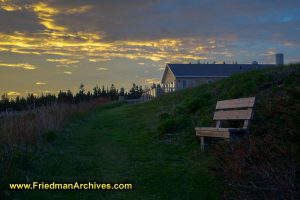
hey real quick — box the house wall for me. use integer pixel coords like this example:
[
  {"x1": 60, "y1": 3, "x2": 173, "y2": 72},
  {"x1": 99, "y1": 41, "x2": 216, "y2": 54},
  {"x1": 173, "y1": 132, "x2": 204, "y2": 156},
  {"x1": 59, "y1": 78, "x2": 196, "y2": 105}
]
[
  {"x1": 164, "y1": 67, "x2": 176, "y2": 84},
  {"x1": 163, "y1": 68, "x2": 176, "y2": 92},
  {"x1": 175, "y1": 77, "x2": 225, "y2": 90}
]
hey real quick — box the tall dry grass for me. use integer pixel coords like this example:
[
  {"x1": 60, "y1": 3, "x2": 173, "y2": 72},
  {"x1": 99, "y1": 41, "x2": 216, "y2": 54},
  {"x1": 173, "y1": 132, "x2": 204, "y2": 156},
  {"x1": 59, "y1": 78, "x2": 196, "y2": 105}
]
[{"x1": 0, "y1": 98, "x2": 110, "y2": 195}]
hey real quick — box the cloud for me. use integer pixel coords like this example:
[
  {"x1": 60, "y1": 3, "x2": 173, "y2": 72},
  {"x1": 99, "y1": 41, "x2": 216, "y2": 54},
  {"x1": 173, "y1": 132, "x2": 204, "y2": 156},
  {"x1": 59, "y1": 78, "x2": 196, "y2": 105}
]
[
  {"x1": 0, "y1": 62, "x2": 36, "y2": 69},
  {"x1": 97, "y1": 67, "x2": 108, "y2": 71},
  {"x1": 0, "y1": 47, "x2": 9, "y2": 51},
  {"x1": 145, "y1": 78, "x2": 160, "y2": 84},
  {"x1": 35, "y1": 82, "x2": 47, "y2": 85},
  {"x1": 30, "y1": 2, "x2": 67, "y2": 31},
  {"x1": 0, "y1": 4, "x2": 23, "y2": 11},
  {"x1": 43, "y1": 0, "x2": 300, "y2": 44},
  {"x1": 7, "y1": 91, "x2": 21, "y2": 96},
  {"x1": 47, "y1": 58, "x2": 80, "y2": 64},
  {"x1": 283, "y1": 41, "x2": 296, "y2": 47},
  {"x1": 56, "y1": 64, "x2": 74, "y2": 68},
  {"x1": 1, "y1": 0, "x2": 300, "y2": 47},
  {"x1": 0, "y1": 0, "x2": 300, "y2": 95},
  {"x1": 264, "y1": 48, "x2": 277, "y2": 57},
  {"x1": 89, "y1": 58, "x2": 111, "y2": 62},
  {"x1": 0, "y1": 10, "x2": 44, "y2": 33}
]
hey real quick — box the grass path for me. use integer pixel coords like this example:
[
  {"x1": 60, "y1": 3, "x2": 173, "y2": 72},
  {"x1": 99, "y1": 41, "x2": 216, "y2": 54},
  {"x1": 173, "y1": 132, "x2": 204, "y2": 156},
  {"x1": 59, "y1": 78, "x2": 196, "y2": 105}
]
[{"x1": 17, "y1": 102, "x2": 220, "y2": 200}]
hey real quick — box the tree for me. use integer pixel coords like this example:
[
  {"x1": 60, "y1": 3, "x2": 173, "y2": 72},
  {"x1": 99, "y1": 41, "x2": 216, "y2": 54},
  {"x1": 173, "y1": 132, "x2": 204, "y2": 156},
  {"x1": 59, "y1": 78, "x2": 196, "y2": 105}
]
[
  {"x1": 79, "y1": 84, "x2": 85, "y2": 95},
  {"x1": 109, "y1": 84, "x2": 117, "y2": 100},
  {"x1": 127, "y1": 83, "x2": 143, "y2": 99},
  {"x1": 119, "y1": 88, "x2": 125, "y2": 96}
]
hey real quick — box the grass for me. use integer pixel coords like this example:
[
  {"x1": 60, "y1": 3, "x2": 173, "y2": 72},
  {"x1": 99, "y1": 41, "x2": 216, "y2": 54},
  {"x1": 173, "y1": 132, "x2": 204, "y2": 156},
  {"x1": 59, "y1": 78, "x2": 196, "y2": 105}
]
[
  {"x1": 15, "y1": 102, "x2": 221, "y2": 200},
  {"x1": 0, "y1": 99, "x2": 111, "y2": 199}
]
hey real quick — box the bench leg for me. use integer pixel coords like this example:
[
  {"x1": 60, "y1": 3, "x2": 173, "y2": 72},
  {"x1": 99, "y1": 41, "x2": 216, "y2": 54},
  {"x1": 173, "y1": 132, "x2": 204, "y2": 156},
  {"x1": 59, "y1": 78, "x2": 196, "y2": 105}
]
[{"x1": 200, "y1": 137, "x2": 205, "y2": 152}]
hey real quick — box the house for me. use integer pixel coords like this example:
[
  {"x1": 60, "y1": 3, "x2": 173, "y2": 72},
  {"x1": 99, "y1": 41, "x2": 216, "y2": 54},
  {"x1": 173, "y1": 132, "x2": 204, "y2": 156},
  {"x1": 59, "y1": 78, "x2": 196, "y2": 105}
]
[{"x1": 161, "y1": 54, "x2": 283, "y2": 92}]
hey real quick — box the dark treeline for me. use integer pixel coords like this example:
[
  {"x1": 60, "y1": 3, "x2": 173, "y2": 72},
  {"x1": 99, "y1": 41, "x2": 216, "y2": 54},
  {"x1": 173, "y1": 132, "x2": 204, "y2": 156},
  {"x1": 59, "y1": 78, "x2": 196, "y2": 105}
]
[{"x1": 0, "y1": 83, "x2": 144, "y2": 112}]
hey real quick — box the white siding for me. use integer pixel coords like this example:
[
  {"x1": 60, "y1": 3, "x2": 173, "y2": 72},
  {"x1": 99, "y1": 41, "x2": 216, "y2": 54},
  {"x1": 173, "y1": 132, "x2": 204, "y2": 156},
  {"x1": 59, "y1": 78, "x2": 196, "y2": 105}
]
[{"x1": 175, "y1": 77, "x2": 225, "y2": 91}]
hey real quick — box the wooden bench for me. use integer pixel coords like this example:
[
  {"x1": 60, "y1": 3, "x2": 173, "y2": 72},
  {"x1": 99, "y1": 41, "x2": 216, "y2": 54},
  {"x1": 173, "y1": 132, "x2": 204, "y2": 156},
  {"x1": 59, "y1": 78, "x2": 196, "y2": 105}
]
[{"x1": 195, "y1": 97, "x2": 256, "y2": 151}]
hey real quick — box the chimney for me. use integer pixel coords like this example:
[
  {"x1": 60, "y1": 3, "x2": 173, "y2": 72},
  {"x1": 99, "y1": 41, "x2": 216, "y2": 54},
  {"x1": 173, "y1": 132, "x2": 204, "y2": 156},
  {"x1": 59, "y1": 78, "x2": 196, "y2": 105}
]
[{"x1": 275, "y1": 53, "x2": 284, "y2": 65}]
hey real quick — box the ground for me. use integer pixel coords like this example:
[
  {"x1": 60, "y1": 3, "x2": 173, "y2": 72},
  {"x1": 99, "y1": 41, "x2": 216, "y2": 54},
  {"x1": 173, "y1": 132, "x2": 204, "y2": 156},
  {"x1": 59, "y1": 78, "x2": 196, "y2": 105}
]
[{"x1": 16, "y1": 102, "x2": 221, "y2": 200}]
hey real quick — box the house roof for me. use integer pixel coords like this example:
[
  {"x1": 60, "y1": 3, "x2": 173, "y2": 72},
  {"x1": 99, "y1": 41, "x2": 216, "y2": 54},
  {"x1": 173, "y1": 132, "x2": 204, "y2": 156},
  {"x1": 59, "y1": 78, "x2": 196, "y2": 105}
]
[{"x1": 161, "y1": 63, "x2": 275, "y2": 83}]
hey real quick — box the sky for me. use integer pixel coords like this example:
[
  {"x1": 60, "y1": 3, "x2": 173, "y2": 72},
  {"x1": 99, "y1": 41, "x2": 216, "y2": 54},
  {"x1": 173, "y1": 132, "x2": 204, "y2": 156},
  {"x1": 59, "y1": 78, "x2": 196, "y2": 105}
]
[{"x1": 0, "y1": 0, "x2": 300, "y2": 97}]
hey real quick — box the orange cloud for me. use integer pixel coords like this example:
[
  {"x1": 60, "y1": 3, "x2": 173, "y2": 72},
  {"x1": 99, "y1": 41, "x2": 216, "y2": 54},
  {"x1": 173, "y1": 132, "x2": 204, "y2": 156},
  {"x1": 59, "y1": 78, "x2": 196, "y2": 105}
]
[
  {"x1": 145, "y1": 78, "x2": 160, "y2": 84},
  {"x1": 0, "y1": 31, "x2": 212, "y2": 64},
  {"x1": 47, "y1": 58, "x2": 80, "y2": 64},
  {"x1": 7, "y1": 91, "x2": 21, "y2": 96},
  {"x1": 0, "y1": 63, "x2": 36, "y2": 70}
]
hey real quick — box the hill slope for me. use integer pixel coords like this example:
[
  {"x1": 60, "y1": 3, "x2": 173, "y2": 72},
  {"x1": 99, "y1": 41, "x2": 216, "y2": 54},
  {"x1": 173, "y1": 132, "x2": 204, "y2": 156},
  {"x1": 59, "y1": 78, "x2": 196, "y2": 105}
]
[
  {"x1": 16, "y1": 64, "x2": 300, "y2": 199},
  {"x1": 16, "y1": 102, "x2": 220, "y2": 200}
]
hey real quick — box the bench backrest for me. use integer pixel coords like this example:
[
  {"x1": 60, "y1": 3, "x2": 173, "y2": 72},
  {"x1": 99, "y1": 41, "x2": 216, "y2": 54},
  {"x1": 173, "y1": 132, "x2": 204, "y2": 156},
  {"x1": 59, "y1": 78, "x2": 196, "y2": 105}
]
[{"x1": 213, "y1": 97, "x2": 255, "y2": 128}]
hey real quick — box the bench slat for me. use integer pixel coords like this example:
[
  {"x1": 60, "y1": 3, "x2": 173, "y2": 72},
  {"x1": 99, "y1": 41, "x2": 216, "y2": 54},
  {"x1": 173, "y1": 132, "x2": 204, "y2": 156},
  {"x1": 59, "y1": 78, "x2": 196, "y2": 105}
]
[
  {"x1": 196, "y1": 127, "x2": 231, "y2": 132},
  {"x1": 196, "y1": 127, "x2": 248, "y2": 132},
  {"x1": 213, "y1": 109, "x2": 253, "y2": 120},
  {"x1": 216, "y1": 97, "x2": 255, "y2": 110},
  {"x1": 195, "y1": 128, "x2": 230, "y2": 138}
]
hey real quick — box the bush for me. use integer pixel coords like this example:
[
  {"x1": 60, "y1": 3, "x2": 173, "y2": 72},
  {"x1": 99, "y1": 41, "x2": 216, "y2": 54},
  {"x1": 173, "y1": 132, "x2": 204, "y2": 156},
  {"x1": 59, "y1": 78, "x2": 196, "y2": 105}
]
[
  {"x1": 157, "y1": 115, "x2": 190, "y2": 136},
  {"x1": 157, "y1": 118, "x2": 179, "y2": 136},
  {"x1": 177, "y1": 97, "x2": 211, "y2": 114}
]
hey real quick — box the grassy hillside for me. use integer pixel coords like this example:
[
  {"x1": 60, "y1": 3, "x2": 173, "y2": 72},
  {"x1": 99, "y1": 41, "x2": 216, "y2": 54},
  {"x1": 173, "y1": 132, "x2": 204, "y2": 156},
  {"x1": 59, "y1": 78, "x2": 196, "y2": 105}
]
[
  {"x1": 8, "y1": 64, "x2": 300, "y2": 199},
  {"x1": 13, "y1": 102, "x2": 220, "y2": 200}
]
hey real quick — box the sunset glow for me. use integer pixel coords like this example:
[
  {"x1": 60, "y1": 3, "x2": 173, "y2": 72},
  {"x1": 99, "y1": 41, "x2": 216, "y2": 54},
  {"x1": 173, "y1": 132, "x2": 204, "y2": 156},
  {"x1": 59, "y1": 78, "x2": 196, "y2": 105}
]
[{"x1": 0, "y1": 0, "x2": 299, "y2": 96}]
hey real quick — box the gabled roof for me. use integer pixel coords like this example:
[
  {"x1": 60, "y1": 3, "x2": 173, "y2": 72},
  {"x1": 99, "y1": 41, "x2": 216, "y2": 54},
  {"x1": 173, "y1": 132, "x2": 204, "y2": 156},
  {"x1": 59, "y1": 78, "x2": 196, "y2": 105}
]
[{"x1": 161, "y1": 63, "x2": 275, "y2": 83}]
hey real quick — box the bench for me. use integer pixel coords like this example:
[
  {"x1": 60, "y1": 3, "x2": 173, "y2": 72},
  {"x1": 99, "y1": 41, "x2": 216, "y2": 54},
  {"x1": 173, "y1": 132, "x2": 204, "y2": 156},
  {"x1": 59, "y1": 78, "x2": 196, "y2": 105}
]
[{"x1": 195, "y1": 97, "x2": 256, "y2": 151}]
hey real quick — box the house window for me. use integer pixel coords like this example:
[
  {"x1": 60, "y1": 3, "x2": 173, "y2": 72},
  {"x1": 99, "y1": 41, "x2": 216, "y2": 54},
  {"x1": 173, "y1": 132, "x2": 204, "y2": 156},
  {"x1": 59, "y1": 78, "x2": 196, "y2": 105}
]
[{"x1": 183, "y1": 80, "x2": 187, "y2": 88}]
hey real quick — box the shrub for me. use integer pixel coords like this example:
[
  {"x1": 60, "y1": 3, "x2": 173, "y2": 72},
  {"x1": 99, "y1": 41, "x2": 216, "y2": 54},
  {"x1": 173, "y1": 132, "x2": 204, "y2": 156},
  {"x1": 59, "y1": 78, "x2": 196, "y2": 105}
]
[
  {"x1": 157, "y1": 115, "x2": 190, "y2": 136},
  {"x1": 157, "y1": 118, "x2": 179, "y2": 136},
  {"x1": 177, "y1": 97, "x2": 211, "y2": 115}
]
